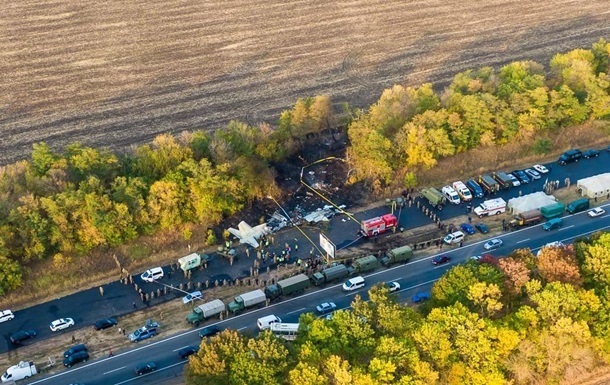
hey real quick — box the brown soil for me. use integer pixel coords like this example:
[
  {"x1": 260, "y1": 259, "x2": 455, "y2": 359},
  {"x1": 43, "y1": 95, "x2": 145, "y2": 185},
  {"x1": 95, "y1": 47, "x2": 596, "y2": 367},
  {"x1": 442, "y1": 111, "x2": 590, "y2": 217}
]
[{"x1": 1, "y1": 0, "x2": 610, "y2": 165}]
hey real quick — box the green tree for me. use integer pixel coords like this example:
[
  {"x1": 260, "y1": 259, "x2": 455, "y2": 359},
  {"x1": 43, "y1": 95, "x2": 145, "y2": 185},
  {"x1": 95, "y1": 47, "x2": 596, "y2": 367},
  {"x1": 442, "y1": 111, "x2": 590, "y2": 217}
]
[
  {"x1": 497, "y1": 61, "x2": 545, "y2": 100},
  {"x1": 30, "y1": 142, "x2": 58, "y2": 177},
  {"x1": 347, "y1": 116, "x2": 394, "y2": 184}
]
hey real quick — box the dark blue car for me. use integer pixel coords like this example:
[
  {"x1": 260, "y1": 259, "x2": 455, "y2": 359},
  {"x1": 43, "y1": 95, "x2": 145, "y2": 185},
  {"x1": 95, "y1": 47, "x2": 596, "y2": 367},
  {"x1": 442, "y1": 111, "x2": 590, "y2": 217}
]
[
  {"x1": 412, "y1": 292, "x2": 430, "y2": 303},
  {"x1": 460, "y1": 223, "x2": 475, "y2": 235},
  {"x1": 511, "y1": 170, "x2": 530, "y2": 184}
]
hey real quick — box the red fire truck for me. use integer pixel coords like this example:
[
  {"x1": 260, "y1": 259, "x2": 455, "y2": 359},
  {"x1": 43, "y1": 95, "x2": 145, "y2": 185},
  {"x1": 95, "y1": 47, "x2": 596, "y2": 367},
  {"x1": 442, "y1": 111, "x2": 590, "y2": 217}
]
[{"x1": 359, "y1": 214, "x2": 398, "y2": 237}]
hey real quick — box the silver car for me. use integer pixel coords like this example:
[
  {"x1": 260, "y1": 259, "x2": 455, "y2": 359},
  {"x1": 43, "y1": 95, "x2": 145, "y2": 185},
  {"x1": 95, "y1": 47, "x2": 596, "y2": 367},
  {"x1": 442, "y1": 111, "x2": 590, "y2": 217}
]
[{"x1": 483, "y1": 239, "x2": 503, "y2": 251}]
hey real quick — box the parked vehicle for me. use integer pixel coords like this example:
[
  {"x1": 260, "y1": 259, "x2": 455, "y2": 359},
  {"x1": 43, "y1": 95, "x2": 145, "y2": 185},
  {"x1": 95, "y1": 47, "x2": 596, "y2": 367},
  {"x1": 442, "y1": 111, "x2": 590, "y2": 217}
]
[
  {"x1": 441, "y1": 185, "x2": 461, "y2": 204},
  {"x1": 94, "y1": 317, "x2": 118, "y2": 331},
  {"x1": 63, "y1": 344, "x2": 87, "y2": 358},
  {"x1": 265, "y1": 274, "x2": 310, "y2": 301},
  {"x1": 257, "y1": 315, "x2": 281, "y2": 331},
  {"x1": 178, "y1": 253, "x2": 204, "y2": 272},
  {"x1": 558, "y1": 149, "x2": 582, "y2": 165},
  {"x1": 460, "y1": 223, "x2": 475, "y2": 235},
  {"x1": 63, "y1": 351, "x2": 89, "y2": 367},
  {"x1": 583, "y1": 149, "x2": 600, "y2": 159},
  {"x1": 478, "y1": 175, "x2": 499, "y2": 194},
  {"x1": 140, "y1": 267, "x2": 164, "y2": 282},
  {"x1": 311, "y1": 263, "x2": 350, "y2": 286},
  {"x1": 566, "y1": 198, "x2": 590, "y2": 214},
  {"x1": 351, "y1": 255, "x2": 379, "y2": 273},
  {"x1": 227, "y1": 289, "x2": 267, "y2": 314},
  {"x1": 443, "y1": 231, "x2": 465, "y2": 245},
  {"x1": 0, "y1": 310, "x2": 14, "y2": 324},
  {"x1": 420, "y1": 187, "x2": 446, "y2": 209},
  {"x1": 533, "y1": 164, "x2": 549, "y2": 174},
  {"x1": 359, "y1": 214, "x2": 398, "y2": 237},
  {"x1": 511, "y1": 170, "x2": 530, "y2": 184},
  {"x1": 342, "y1": 276, "x2": 366, "y2": 291},
  {"x1": 178, "y1": 346, "x2": 199, "y2": 359},
  {"x1": 316, "y1": 302, "x2": 337, "y2": 314},
  {"x1": 473, "y1": 198, "x2": 507, "y2": 218},
  {"x1": 509, "y1": 209, "x2": 543, "y2": 228},
  {"x1": 380, "y1": 245, "x2": 413, "y2": 266},
  {"x1": 412, "y1": 292, "x2": 430, "y2": 303},
  {"x1": 484, "y1": 239, "x2": 503, "y2": 251},
  {"x1": 1, "y1": 361, "x2": 37, "y2": 382},
  {"x1": 182, "y1": 291, "x2": 203, "y2": 304},
  {"x1": 475, "y1": 223, "x2": 489, "y2": 233},
  {"x1": 493, "y1": 171, "x2": 513, "y2": 189},
  {"x1": 507, "y1": 173, "x2": 521, "y2": 187},
  {"x1": 134, "y1": 362, "x2": 157, "y2": 376},
  {"x1": 50, "y1": 318, "x2": 74, "y2": 332},
  {"x1": 466, "y1": 179, "x2": 485, "y2": 198},
  {"x1": 129, "y1": 325, "x2": 157, "y2": 342},
  {"x1": 452, "y1": 181, "x2": 473, "y2": 202},
  {"x1": 432, "y1": 255, "x2": 451, "y2": 265},
  {"x1": 199, "y1": 325, "x2": 221, "y2": 338},
  {"x1": 542, "y1": 218, "x2": 563, "y2": 231},
  {"x1": 524, "y1": 168, "x2": 541, "y2": 180},
  {"x1": 9, "y1": 330, "x2": 36, "y2": 345},
  {"x1": 588, "y1": 207, "x2": 606, "y2": 217},
  {"x1": 540, "y1": 202, "x2": 566, "y2": 219},
  {"x1": 186, "y1": 299, "x2": 226, "y2": 325}
]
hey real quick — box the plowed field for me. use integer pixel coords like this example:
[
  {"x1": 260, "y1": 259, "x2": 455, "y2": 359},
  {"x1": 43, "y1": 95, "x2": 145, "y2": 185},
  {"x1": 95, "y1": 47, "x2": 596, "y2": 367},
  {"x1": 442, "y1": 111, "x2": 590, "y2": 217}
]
[{"x1": 1, "y1": 0, "x2": 609, "y2": 164}]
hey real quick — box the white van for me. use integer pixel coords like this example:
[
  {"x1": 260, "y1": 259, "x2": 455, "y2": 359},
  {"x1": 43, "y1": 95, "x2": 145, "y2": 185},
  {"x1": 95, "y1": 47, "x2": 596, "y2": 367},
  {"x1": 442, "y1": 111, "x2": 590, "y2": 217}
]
[
  {"x1": 441, "y1": 186, "x2": 461, "y2": 205},
  {"x1": 342, "y1": 276, "x2": 366, "y2": 291},
  {"x1": 141, "y1": 267, "x2": 164, "y2": 283},
  {"x1": 443, "y1": 231, "x2": 465, "y2": 245},
  {"x1": 257, "y1": 315, "x2": 282, "y2": 331}
]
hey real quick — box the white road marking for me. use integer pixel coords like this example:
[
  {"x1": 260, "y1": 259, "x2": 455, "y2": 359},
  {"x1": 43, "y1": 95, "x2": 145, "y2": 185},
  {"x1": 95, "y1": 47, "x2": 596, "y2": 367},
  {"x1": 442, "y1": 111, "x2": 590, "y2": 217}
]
[
  {"x1": 103, "y1": 366, "x2": 126, "y2": 375},
  {"x1": 173, "y1": 345, "x2": 190, "y2": 352},
  {"x1": 516, "y1": 238, "x2": 530, "y2": 243},
  {"x1": 237, "y1": 326, "x2": 247, "y2": 331},
  {"x1": 559, "y1": 225, "x2": 575, "y2": 231},
  {"x1": 287, "y1": 307, "x2": 306, "y2": 315}
]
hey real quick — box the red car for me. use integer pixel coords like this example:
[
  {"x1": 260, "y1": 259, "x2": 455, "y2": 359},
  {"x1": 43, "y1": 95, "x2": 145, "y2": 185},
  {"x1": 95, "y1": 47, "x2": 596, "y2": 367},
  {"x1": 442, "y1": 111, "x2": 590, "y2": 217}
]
[{"x1": 432, "y1": 255, "x2": 451, "y2": 265}]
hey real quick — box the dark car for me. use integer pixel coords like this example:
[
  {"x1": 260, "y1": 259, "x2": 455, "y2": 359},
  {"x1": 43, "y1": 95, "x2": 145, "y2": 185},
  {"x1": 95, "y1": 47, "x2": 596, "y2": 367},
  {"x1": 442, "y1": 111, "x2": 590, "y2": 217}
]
[
  {"x1": 474, "y1": 223, "x2": 489, "y2": 234},
  {"x1": 412, "y1": 292, "x2": 431, "y2": 303},
  {"x1": 94, "y1": 317, "x2": 118, "y2": 331},
  {"x1": 511, "y1": 170, "x2": 530, "y2": 184},
  {"x1": 558, "y1": 149, "x2": 582, "y2": 165},
  {"x1": 63, "y1": 351, "x2": 89, "y2": 367},
  {"x1": 178, "y1": 345, "x2": 199, "y2": 359},
  {"x1": 432, "y1": 255, "x2": 451, "y2": 265},
  {"x1": 9, "y1": 330, "x2": 36, "y2": 344},
  {"x1": 199, "y1": 325, "x2": 221, "y2": 338},
  {"x1": 583, "y1": 149, "x2": 600, "y2": 159},
  {"x1": 460, "y1": 223, "x2": 475, "y2": 235},
  {"x1": 64, "y1": 343, "x2": 87, "y2": 358},
  {"x1": 135, "y1": 362, "x2": 157, "y2": 376}
]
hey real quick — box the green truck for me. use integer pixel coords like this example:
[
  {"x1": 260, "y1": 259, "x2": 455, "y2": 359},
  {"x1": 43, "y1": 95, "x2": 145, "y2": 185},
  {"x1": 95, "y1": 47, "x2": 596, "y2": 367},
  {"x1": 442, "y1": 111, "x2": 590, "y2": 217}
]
[
  {"x1": 420, "y1": 188, "x2": 446, "y2": 209},
  {"x1": 566, "y1": 198, "x2": 590, "y2": 214},
  {"x1": 540, "y1": 202, "x2": 566, "y2": 219},
  {"x1": 380, "y1": 245, "x2": 413, "y2": 266},
  {"x1": 227, "y1": 289, "x2": 267, "y2": 314},
  {"x1": 264, "y1": 274, "x2": 310, "y2": 301},
  {"x1": 186, "y1": 299, "x2": 225, "y2": 325},
  {"x1": 311, "y1": 264, "x2": 350, "y2": 286},
  {"x1": 351, "y1": 255, "x2": 379, "y2": 274}
]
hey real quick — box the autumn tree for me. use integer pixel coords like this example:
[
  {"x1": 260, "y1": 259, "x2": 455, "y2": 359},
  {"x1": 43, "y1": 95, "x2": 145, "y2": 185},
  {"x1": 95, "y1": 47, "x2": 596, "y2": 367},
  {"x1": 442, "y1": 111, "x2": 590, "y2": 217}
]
[
  {"x1": 498, "y1": 257, "x2": 531, "y2": 297},
  {"x1": 536, "y1": 245, "x2": 583, "y2": 286}
]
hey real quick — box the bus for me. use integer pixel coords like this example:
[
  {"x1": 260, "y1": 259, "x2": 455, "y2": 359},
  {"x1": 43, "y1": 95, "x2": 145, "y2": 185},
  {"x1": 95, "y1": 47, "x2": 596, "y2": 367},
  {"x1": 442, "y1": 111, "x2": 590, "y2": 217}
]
[{"x1": 269, "y1": 323, "x2": 299, "y2": 341}]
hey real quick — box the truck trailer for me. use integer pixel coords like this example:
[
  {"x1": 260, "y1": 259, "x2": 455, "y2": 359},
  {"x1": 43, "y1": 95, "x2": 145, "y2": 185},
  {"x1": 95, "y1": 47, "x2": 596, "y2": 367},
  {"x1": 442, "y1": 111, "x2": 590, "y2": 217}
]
[
  {"x1": 493, "y1": 172, "x2": 513, "y2": 189},
  {"x1": 311, "y1": 264, "x2": 350, "y2": 286},
  {"x1": 509, "y1": 209, "x2": 543, "y2": 228},
  {"x1": 420, "y1": 188, "x2": 446, "y2": 209},
  {"x1": 478, "y1": 175, "x2": 499, "y2": 194},
  {"x1": 380, "y1": 245, "x2": 413, "y2": 266},
  {"x1": 227, "y1": 289, "x2": 266, "y2": 314},
  {"x1": 265, "y1": 274, "x2": 310, "y2": 301},
  {"x1": 186, "y1": 299, "x2": 226, "y2": 325},
  {"x1": 351, "y1": 255, "x2": 379, "y2": 273},
  {"x1": 540, "y1": 202, "x2": 566, "y2": 219}
]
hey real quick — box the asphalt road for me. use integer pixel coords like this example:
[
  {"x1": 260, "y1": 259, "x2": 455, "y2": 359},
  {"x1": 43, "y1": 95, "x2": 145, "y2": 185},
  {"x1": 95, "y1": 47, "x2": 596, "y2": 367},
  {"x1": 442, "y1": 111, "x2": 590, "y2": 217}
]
[
  {"x1": 2, "y1": 151, "x2": 610, "y2": 355},
  {"x1": 23, "y1": 202, "x2": 610, "y2": 385}
]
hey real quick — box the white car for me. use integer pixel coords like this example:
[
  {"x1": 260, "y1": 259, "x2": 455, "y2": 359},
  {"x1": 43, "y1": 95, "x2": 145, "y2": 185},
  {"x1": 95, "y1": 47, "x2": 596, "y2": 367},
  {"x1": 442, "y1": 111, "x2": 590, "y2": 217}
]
[
  {"x1": 533, "y1": 164, "x2": 549, "y2": 174},
  {"x1": 182, "y1": 291, "x2": 202, "y2": 304},
  {"x1": 470, "y1": 255, "x2": 482, "y2": 261},
  {"x1": 0, "y1": 310, "x2": 14, "y2": 323},
  {"x1": 507, "y1": 173, "x2": 521, "y2": 187},
  {"x1": 524, "y1": 168, "x2": 541, "y2": 180},
  {"x1": 141, "y1": 267, "x2": 164, "y2": 283},
  {"x1": 484, "y1": 239, "x2": 503, "y2": 251},
  {"x1": 50, "y1": 318, "x2": 75, "y2": 332},
  {"x1": 387, "y1": 282, "x2": 401, "y2": 292},
  {"x1": 537, "y1": 241, "x2": 565, "y2": 257},
  {"x1": 588, "y1": 207, "x2": 605, "y2": 218}
]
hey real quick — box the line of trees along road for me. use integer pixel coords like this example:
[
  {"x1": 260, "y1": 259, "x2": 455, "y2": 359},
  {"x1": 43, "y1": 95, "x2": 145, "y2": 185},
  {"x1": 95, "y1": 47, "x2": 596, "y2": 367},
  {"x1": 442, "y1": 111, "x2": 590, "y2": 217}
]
[
  {"x1": 186, "y1": 234, "x2": 610, "y2": 385},
  {"x1": 1, "y1": 40, "x2": 610, "y2": 297}
]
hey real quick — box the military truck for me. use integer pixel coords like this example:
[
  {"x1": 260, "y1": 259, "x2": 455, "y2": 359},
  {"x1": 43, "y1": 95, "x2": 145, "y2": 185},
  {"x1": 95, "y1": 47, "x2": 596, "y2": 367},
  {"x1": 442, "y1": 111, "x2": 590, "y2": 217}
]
[
  {"x1": 380, "y1": 245, "x2": 413, "y2": 266},
  {"x1": 509, "y1": 209, "x2": 543, "y2": 228},
  {"x1": 493, "y1": 172, "x2": 513, "y2": 190},
  {"x1": 227, "y1": 289, "x2": 266, "y2": 314},
  {"x1": 478, "y1": 174, "x2": 499, "y2": 194},
  {"x1": 540, "y1": 202, "x2": 566, "y2": 219},
  {"x1": 186, "y1": 299, "x2": 225, "y2": 325},
  {"x1": 420, "y1": 188, "x2": 446, "y2": 209},
  {"x1": 351, "y1": 255, "x2": 379, "y2": 274},
  {"x1": 311, "y1": 264, "x2": 350, "y2": 286},
  {"x1": 264, "y1": 274, "x2": 310, "y2": 301}
]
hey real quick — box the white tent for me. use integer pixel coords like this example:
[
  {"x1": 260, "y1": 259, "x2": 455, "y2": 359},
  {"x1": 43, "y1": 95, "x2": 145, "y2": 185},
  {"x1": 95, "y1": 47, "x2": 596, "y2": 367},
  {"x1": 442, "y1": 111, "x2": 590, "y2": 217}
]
[
  {"x1": 577, "y1": 173, "x2": 610, "y2": 198},
  {"x1": 507, "y1": 192, "x2": 557, "y2": 214}
]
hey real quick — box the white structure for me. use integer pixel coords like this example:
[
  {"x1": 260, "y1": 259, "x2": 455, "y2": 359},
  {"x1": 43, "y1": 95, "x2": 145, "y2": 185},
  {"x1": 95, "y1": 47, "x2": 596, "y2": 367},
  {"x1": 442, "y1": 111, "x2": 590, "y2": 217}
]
[
  {"x1": 577, "y1": 173, "x2": 610, "y2": 198},
  {"x1": 507, "y1": 192, "x2": 557, "y2": 214},
  {"x1": 227, "y1": 221, "x2": 270, "y2": 248}
]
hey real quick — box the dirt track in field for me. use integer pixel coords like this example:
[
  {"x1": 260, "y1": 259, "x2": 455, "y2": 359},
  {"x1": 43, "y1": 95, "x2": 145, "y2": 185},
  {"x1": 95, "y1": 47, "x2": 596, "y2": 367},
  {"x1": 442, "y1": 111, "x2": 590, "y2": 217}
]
[{"x1": 1, "y1": 0, "x2": 609, "y2": 165}]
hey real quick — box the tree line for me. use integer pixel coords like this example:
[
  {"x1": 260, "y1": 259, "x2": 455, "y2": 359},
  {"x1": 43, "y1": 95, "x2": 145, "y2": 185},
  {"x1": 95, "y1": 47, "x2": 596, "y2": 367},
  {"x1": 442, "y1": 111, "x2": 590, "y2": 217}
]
[
  {"x1": 0, "y1": 39, "x2": 609, "y2": 296},
  {"x1": 186, "y1": 233, "x2": 610, "y2": 385}
]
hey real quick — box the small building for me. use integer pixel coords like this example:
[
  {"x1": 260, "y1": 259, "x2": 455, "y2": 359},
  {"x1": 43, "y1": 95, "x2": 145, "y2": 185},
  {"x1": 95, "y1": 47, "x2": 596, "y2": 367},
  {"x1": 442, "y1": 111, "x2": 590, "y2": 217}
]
[
  {"x1": 507, "y1": 192, "x2": 557, "y2": 214},
  {"x1": 577, "y1": 173, "x2": 610, "y2": 198}
]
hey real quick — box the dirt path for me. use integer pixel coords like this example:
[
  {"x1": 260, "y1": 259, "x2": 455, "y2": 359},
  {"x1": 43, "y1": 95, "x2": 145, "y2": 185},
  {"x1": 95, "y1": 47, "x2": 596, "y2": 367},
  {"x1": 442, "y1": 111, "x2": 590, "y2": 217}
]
[{"x1": 1, "y1": 0, "x2": 609, "y2": 164}]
